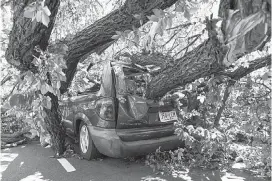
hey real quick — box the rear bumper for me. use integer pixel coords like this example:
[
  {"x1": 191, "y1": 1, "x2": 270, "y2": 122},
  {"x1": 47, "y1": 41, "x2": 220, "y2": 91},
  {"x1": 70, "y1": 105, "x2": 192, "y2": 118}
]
[{"x1": 89, "y1": 126, "x2": 184, "y2": 158}]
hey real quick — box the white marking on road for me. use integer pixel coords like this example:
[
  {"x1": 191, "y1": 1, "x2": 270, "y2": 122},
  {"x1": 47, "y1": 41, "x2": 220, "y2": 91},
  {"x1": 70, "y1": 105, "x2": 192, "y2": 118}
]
[
  {"x1": 20, "y1": 161, "x2": 24, "y2": 167},
  {"x1": 1, "y1": 153, "x2": 18, "y2": 180},
  {"x1": 57, "y1": 158, "x2": 76, "y2": 172}
]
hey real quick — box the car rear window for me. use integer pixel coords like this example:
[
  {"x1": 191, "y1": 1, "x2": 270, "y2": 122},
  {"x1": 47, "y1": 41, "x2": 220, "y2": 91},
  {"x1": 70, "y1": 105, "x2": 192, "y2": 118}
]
[{"x1": 113, "y1": 64, "x2": 149, "y2": 97}]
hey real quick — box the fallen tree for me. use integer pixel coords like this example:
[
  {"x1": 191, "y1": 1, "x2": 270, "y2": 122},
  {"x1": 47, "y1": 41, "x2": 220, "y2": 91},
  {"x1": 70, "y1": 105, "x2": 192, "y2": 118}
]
[
  {"x1": 4, "y1": 0, "x2": 271, "y2": 154},
  {"x1": 5, "y1": 0, "x2": 180, "y2": 154}
]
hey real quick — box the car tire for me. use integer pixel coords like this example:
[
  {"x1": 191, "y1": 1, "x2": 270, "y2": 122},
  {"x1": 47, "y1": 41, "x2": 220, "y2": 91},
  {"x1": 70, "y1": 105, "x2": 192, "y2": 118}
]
[{"x1": 78, "y1": 122, "x2": 100, "y2": 160}]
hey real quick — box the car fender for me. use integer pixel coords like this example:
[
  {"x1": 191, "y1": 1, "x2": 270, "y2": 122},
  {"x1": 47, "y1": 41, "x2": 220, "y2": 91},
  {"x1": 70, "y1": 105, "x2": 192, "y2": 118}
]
[{"x1": 74, "y1": 112, "x2": 92, "y2": 135}]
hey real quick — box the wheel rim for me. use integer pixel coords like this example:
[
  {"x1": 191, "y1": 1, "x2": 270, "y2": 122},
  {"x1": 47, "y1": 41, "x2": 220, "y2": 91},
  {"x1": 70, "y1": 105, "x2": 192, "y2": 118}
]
[{"x1": 80, "y1": 125, "x2": 89, "y2": 154}]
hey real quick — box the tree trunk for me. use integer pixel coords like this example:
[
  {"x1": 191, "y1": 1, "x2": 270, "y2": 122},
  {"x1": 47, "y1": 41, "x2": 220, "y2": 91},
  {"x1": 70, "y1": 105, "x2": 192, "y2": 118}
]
[
  {"x1": 5, "y1": 0, "x2": 60, "y2": 72},
  {"x1": 4, "y1": 0, "x2": 66, "y2": 155},
  {"x1": 43, "y1": 93, "x2": 66, "y2": 155}
]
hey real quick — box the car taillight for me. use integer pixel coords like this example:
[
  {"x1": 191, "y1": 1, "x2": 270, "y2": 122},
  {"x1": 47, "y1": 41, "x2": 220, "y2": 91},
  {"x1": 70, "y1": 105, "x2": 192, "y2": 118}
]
[{"x1": 95, "y1": 98, "x2": 115, "y2": 121}]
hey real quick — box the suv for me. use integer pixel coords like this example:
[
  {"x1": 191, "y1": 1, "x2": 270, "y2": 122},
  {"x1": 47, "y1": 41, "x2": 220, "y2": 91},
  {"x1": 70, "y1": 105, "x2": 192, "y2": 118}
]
[{"x1": 60, "y1": 62, "x2": 183, "y2": 160}]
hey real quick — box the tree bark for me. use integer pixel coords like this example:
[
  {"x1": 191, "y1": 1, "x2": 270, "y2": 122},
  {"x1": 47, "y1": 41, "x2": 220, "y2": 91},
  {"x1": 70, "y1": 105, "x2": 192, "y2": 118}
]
[
  {"x1": 146, "y1": 37, "x2": 225, "y2": 99},
  {"x1": 224, "y1": 55, "x2": 271, "y2": 80},
  {"x1": 214, "y1": 81, "x2": 234, "y2": 127},
  {"x1": 1, "y1": 75, "x2": 12, "y2": 85},
  {"x1": 5, "y1": 0, "x2": 60, "y2": 72},
  {"x1": 43, "y1": 93, "x2": 66, "y2": 155}
]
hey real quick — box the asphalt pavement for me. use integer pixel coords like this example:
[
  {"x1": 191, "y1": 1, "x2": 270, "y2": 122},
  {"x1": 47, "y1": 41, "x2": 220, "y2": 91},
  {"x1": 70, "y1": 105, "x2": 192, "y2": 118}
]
[{"x1": 0, "y1": 142, "x2": 269, "y2": 181}]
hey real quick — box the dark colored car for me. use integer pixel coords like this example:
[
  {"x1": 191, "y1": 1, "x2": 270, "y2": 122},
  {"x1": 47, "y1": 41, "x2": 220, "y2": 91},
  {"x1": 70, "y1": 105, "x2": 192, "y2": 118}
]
[{"x1": 60, "y1": 62, "x2": 183, "y2": 160}]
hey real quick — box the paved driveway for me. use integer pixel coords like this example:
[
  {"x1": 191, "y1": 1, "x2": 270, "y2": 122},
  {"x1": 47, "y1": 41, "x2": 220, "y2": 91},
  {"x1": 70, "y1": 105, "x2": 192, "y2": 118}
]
[{"x1": 0, "y1": 142, "x2": 269, "y2": 181}]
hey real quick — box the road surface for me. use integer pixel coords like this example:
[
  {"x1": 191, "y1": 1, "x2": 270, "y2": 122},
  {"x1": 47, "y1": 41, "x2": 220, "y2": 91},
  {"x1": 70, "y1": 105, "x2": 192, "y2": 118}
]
[{"x1": 1, "y1": 142, "x2": 269, "y2": 181}]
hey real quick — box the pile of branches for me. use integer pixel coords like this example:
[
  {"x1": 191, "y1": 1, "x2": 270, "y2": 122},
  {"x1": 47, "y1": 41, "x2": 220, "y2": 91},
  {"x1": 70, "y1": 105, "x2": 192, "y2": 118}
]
[{"x1": 1, "y1": 115, "x2": 36, "y2": 149}]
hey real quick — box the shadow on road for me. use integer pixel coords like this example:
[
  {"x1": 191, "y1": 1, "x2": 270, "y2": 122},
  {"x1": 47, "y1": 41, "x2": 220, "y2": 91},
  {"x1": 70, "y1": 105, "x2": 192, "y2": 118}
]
[
  {"x1": 1, "y1": 143, "x2": 59, "y2": 181},
  {"x1": 1, "y1": 142, "x2": 270, "y2": 181}
]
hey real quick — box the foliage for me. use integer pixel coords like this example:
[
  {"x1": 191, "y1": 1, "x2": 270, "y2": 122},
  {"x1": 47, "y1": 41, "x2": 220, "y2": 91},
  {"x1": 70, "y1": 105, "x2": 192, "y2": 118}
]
[
  {"x1": 146, "y1": 61, "x2": 271, "y2": 177},
  {"x1": 3, "y1": 47, "x2": 68, "y2": 147},
  {"x1": 1, "y1": 115, "x2": 27, "y2": 134},
  {"x1": 24, "y1": 0, "x2": 51, "y2": 27},
  {"x1": 1, "y1": 0, "x2": 271, "y2": 173}
]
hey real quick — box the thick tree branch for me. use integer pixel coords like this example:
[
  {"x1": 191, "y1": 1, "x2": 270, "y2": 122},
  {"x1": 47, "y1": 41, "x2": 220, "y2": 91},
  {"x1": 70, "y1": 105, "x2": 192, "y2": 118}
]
[
  {"x1": 214, "y1": 81, "x2": 235, "y2": 127},
  {"x1": 144, "y1": 50, "x2": 270, "y2": 100},
  {"x1": 5, "y1": 0, "x2": 179, "y2": 94},
  {"x1": 213, "y1": 54, "x2": 271, "y2": 127},
  {"x1": 223, "y1": 55, "x2": 271, "y2": 80},
  {"x1": 60, "y1": 0, "x2": 179, "y2": 93},
  {"x1": 1, "y1": 75, "x2": 12, "y2": 85},
  {"x1": 118, "y1": 52, "x2": 173, "y2": 67},
  {"x1": 146, "y1": 37, "x2": 225, "y2": 99}
]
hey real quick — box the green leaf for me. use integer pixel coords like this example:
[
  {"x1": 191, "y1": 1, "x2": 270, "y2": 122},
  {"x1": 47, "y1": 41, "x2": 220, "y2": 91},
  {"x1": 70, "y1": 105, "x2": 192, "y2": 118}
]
[
  {"x1": 41, "y1": 11, "x2": 50, "y2": 27},
  {"x1": 24, "y1": 8, "x2": 36, "y2": 19},
  {"x1": 47, "y1": 84, "x2": 54, "y2": 93},
  {"x1": 57, "y1": 72, "x2": 66, "y2": 82},
  {"x1": 197, "y1": 95, "x2": 206, "y2": 103},
  {"x1": 120, "y1": 35, "x2": 125, "y2": 41},
  {"x1": 167, "y1": 17, "x2": 173, "y2": 28},
  {"x1": 57, "y1": 81, "x2": 61, "y2": 89},
  {"x1": 133, "y1": 14, "x2": 141, "y2": 20},
  {"x1": 41, "y1": 110, "x2": 47, "y2": 118},
  {"x1": 175, "y1": 4, "x2": 184, "y2": 12},
  {"x1": 36, "y1": 10, "x2": 42, "y2": 22},
  {"x1": 32, "y1": 57, "x2": 41, "y2": 66},
  {"x1": 262, "y1": 72, "x2": 270, "y2": 80},
  {"x1": 187, "y1": 125, "x2": 194, "y2": 134},
  {"x1": 228, "y1": 86, "x2": 233, "y2": 93},
  {"x1": 115, "y1": 31, "x2": 122, "y2": 35},
  {"x1": 152, "y1": 9, "x2": 164, "y2": 18},
  {"x1": 184, "y1": 8, "x2": 191, "y2": 20},
  {"x1": 133, "y1": 34, "x2": 139, "y2": 46},
  {"x1": 140, "y1": 20, "x2": 143, "y2": 26},
  {"x1": 111, "y1": 34, "x2": 120, "y2": 40},
  {"x1": 189, "y1": 7, "x2": 198, "y2": 14},
  {"x1": 152, "y1": 20, "x2": 163, "y2": 36},
  {"x1": 2, "y1": 102, "x2": 11, "y2": 109},
  {"x1": 124, "y1": 30, "x2": 132, "y2": 37},
  {"x1": 46, "y1": 96, "x2": 52, "y2": 109},
  {"x1": 178, "y1": 151, "x2": 183, "y2": 160},
  {"x1": 42, "y1": 6, "x2": 51, "y2": 16},
  {"x1": 162, "y1": 18, "x2": 167, "y2": 31},
  {"x1": 24, "y1": 2, "x2": 37, "y2": 17},
  {"x1": 40, "y1": 83, "x2": 48, "y2": 95},
  {"x1": 204, "y1": 129, "x2": 210, "y2": 140},
  {"x1": 147, "y1": 15, "x2": 159, "y2": 22}
]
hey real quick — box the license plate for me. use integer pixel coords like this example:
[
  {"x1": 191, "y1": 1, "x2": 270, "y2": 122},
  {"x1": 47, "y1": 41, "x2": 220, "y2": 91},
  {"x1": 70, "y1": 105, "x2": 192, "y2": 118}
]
[{"x1": 159, "y1": 111, "x2": 178, "y2": 122}]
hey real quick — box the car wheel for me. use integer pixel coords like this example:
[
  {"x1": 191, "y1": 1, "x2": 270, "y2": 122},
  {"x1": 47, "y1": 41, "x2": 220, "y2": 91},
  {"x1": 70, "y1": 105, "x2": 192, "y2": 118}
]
[{"x1": 79, "y1": 122, "x2": 100, "y2": 160}]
